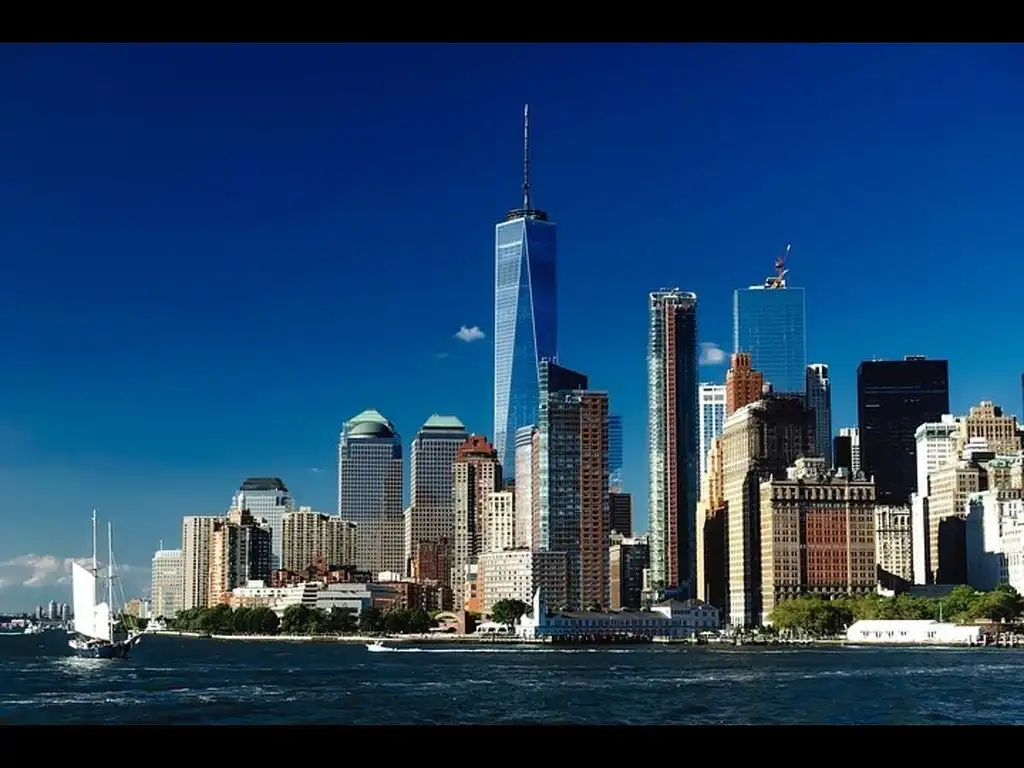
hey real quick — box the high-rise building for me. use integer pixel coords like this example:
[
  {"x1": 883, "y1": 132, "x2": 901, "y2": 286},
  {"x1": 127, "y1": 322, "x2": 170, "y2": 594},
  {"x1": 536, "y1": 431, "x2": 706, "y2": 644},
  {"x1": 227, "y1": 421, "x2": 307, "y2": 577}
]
[
  {"x1": 958, "y1": 401, "x2": 1021, "y2": 455},
  {"x1": 857, "y1": 356, "x2": 950, "y2": 505},
  {"x1": 760, "y1": 457, "x2": 877, "y2": 626},
  {"x1": 236, "y1": 478, "x2": 293, "y2": 571},
  {"x1": 647, "y1": 289, "x2": 699, "y2": 598},
  {"x1": 722, "y1": 394, "x2": 815, "y2": 628},
  {"x1": 281, "y1": 506, "x2": 357, "y2": 573},
  {"x1": 697, "y1": 435, "x2": 727, "y2": 611},
  {"x1": 405, "y1": 415, "x2": 469, "y2": 575},
  {"x1": 537, "y1": 359, "x2": 610, "y2": 610},
  {"x1": 514, "y1": 425, "x2": 537, "y2": 549},
  {"x1": 875, "y1": 505, "x2": 913, "y2": 590},
  {"x1": 493, "y1": 105, "x2": 557, "y2": 476},
  {"x1": 338, "y1": 409, "x2": 404, "y2": 576},
  {"x1": 208, "y1": 504, "x2": 272, "y2": 607},
  {"x1": 806, "y1": 364, "x2": 832, "y2": 467},
  {"x1": 452, "y1": 435, "x2": 502, "y2": 609},
  {"x1": 181, "y1": 516, "x2": 218, "y2": 610},
  {"x1": 725, "y1": 353, "x2": 764, "y2": 417},
  {"x1": 609, "y1": 535, "x2": 650, "y2": 611},
  {"x1": 609, "y1": 492, "x2": 633, "y2": 537},
  {"x1": 151, "y1": 548, "x2": 183, "y2": 619},
  {"x1": 833, "y1": 427, "x2": 862, "y2": 474},
  {"x1": 698, "y1": 383, "x2": 726, "y2": 491},
  {"x1": 608, "y1": 414, "x2": 623, "y2": 491},
  {"x1": 732, "y1": 249, "x2": 807, "y2": 397}
]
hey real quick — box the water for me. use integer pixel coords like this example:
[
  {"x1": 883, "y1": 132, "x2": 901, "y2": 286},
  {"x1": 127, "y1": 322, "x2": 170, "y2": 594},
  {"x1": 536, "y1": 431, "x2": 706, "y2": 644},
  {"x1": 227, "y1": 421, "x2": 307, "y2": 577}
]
[{"x1": 1, "y1": 631, "x2": 1022, "y2": 724}]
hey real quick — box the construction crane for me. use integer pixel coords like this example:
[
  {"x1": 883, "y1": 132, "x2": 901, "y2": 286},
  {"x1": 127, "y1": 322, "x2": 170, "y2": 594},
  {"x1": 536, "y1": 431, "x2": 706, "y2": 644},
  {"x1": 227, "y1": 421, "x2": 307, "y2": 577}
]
[{"x1": 766, "y1": 242, "x2": 791, "y2": 289}]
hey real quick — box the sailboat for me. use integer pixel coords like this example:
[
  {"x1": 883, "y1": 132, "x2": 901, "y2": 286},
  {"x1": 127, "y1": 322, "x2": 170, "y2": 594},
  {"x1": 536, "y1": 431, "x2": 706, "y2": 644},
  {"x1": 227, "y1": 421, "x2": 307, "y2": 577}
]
[{"x1": 68, "y1": 511, "x2": 142, "y2": 660}]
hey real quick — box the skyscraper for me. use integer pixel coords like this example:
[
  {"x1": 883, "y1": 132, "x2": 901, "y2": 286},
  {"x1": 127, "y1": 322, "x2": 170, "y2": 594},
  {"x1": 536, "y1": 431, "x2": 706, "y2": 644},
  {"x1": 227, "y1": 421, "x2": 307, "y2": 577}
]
[
  {"x1": 452, "y1": 436, "x2": 502, "y2": 609},
  {"x1": 608, "y1": 414, "x2": 623, "y2": 491},
  {"x1": 647, "y1": 289, "x2": 699, "y2": 598},
  {"x1": 338, "y1": 409, "x2": 404, "y2": 575},
  {"x1": 405, "y1": 415, "x2": 469, "y2": 574},
  {"x1": 698, "y1": 383, "x2": 726, "y2": 492},
  {"x1": 151, "y1": 548, "x2": 183, "y2": 619},
  {"x1": 806, "y1": 363, "x2": 832, "y2": 467},
  {"x1": 236, "y1": 478, "x2": 293, "y2": 571},
  {"x1": 537, "y1": 359, "x2": 610, "y2": 610},
  {"x1": 732, "y1": 247, "x2": 807, "y2": 396},
  {"x1": 857, "y1": 356, "x2": 950, "y2": 505},
  {"x1": 494, "y1": 105, "x2": 557, "y2": 475}
]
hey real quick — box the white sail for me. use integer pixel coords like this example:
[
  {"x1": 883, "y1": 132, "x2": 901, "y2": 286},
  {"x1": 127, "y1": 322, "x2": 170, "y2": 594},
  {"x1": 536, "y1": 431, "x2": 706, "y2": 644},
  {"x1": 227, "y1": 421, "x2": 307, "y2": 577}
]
[
  {"x1": 92, "y1": 602, "x2": 112, "y2": 643},
  {"x1": 71, "y1": 561, "x2": 97, "y2": 639}
]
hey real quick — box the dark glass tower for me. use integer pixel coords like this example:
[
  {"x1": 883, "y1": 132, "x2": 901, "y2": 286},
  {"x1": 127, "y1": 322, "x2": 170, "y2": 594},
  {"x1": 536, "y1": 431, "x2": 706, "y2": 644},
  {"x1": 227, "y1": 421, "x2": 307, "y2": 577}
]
[
  {"x1": 494, "y1": 105, "x2": 557, "y2": 475},
  {"x1": 857, "y1": 356, "x2": 950, "y2": 505}
]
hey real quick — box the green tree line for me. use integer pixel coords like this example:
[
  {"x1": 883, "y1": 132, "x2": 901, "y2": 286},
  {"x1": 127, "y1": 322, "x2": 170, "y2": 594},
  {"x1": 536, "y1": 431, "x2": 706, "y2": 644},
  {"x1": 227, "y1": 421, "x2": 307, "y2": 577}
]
[
  {"x1": 767, "y1": 584, "x2": 1024, "y2": 637},
  {"x1": 168, "y1": 603, "x2": 437, "y2": 636}
]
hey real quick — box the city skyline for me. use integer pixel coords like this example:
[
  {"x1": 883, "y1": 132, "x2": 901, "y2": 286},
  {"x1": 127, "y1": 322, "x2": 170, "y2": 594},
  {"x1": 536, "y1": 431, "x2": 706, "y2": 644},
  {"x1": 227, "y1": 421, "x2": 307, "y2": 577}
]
[{"x1": 1, "y1": 43, "x2": 1023, "y2": 613}]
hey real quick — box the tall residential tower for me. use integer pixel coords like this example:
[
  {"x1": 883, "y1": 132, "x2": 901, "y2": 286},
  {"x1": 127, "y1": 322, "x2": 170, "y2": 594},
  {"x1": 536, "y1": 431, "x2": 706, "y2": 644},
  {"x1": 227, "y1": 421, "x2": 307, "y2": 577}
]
[
  {"x1": 647, "y1": 289, "x2": 699, "y2": 598},
  {"x1": 494, "y1": 105, "x2": 557, "y2": 474}
]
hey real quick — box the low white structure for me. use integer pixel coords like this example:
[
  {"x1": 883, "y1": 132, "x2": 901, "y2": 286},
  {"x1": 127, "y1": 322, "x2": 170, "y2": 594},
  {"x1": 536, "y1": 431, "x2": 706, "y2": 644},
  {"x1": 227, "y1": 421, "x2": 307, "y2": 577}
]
[
  {"x1": 846, "y1": 619, "x2": 983, "y2": 646},
  {"x1": 229, "y1": 581, "x2": 319, "y2": 616},
  {"x1": 516, "y1": 589, "x2": 720, "y2": 640}
]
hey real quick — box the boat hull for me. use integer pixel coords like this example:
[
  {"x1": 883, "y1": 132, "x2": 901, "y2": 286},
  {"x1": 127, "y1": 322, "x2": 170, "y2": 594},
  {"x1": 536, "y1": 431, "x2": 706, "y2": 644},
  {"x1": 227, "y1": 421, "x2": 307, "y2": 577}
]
[{"x1": 68, "y1": 635, "x2": 140, "y2": 660}]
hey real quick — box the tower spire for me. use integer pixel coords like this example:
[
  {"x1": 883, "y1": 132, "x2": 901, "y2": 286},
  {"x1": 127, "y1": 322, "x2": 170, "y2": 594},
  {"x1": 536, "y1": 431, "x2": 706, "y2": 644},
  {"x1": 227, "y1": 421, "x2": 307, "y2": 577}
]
[{"x1": 522, "y1": 103, "x2": 531, "y2": 211}]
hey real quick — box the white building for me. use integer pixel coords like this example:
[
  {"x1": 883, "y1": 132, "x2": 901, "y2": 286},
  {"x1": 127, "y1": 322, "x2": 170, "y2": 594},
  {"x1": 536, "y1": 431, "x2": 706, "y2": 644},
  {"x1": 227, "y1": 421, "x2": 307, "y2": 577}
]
[
  {"x1": 846, "y1": 619, "x2": 983, "y2": 645},
  {"x1": 182, "y1": 516, "x2": 219, "y2": 610},
  {"x1": 229, "y1": 581, "x2": 319, "y2": 617},
  {"x1": 477, "y1": 549, "x2": 567, "y2": 615},
  {"x1": 515, "y1": 588, "x2": 720, "y2": 640},
  {"x1": 482, "y1": 491, "x2": 515, "y2": 554},
  {"x1": 805, "y1": 364, "x2": 832, "y2": 468},
  {"x1": 315, "y1": 582, "x2": 377, "y2": 616},
  {"x1": 151, "y1": 548, "x2": 184, "y2": 619},
  {"x1": 698, "y1": 383, "x2": 726, "y2": 492},
  {"x1": 914, "y1": 418, "x2": 959, "y2": 496},
  {"x1": 965, "y1": 489, "x2": 1024, "y2": 592},
  {"x1": 514, "y1": 426, "x2": 536, "y2": 549}
]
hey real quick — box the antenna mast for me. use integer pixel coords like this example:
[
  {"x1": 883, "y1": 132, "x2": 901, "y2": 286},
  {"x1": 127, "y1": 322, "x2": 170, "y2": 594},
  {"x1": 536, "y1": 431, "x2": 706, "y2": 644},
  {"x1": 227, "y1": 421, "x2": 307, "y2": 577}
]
[
  {"x1": 522, "y1": 103, "x2": 531, "y2": 211},
  {"x1": 769, "y1": 242, "x2": 791, "y2": 289},
  {"x1": 108, "y1": 521, "x2": 114, "y2": 626}
]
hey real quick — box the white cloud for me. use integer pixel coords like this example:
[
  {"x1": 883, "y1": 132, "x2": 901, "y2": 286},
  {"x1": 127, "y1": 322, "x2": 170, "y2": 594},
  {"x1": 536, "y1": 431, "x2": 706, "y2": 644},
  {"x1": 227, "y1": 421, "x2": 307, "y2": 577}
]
[
  {"x1": 0, "y1": 554, "x2": 146, "y2": 590},
  {"x1": 309, "y1": 467, "x2": 322, "y2": 474},
  {"x1": 435, "y1": 352, "x2": 450, "y2": 359},
  {"x1": 699, "y1": 342, "x2": 728, "y2": 366},
  {"x1": 454, "y1": 325, "x2": 485, "y2": 343}
]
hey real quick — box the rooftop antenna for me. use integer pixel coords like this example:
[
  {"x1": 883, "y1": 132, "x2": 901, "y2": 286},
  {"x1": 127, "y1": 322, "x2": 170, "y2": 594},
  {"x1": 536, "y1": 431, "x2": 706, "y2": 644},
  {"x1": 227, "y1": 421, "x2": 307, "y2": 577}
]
[
  {"x1": 522, "y1": 103, "x2": 531, "y2": 211},
  {"x1": 770, "y1": 242, "x2": 791, "y2": 288}
]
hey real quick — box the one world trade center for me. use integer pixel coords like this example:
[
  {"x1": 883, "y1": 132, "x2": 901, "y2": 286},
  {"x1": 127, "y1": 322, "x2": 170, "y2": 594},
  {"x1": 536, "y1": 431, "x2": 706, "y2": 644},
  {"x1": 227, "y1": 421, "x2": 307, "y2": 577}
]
[{"x1": 493, "y1": 105, "x2": 557, "y2": 475}]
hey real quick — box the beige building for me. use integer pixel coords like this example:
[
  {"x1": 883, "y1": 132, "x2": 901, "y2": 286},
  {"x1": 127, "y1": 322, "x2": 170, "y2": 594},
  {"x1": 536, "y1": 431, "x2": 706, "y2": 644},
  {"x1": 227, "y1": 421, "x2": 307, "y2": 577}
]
[
  {"x1": 921, "y1": 461, "x2": 981, "y2": 584},
  {"x1": 984, "y1": 454, "x2": 1024, "y2": 491},
  {"x1": 453, "y1": 436, "x2": 502, "y2": 609},
  {"x1": 722, "y1": 395, "x2": 815, "y2": 628},
  {"x1": 696, "y1": 436, "x2": 726, "y2": 611},
  {"x1": 874, "y1": 505, "x2": 913, "y2": 587},
  {"x1": 208, "y1": 507, "x2": 272, "y2": 607},
  {"x1": 482, "y1": 491, "x2": 515, "y2": 554},
  {"x1": 181, "y1": 516, "x2": 219, "y2": 610},
  {"x1": 477, "y1": 548, "x2": 567, "y2": 615},
  {"x1": 956, "y1": 401, "x2": 1021, "y2": 456},
  {"x1": 150, "y1": 549, "x2": 183, "y2": 619},
  {"x1": 760, "y1": 457, "x2": 877, "y2": 626},
  {"x1": 281, "y1": 506, "x2": 356, "y2": 573},
  {"x1": 514, "y1": 426, "x2": 538, "y2": 549}
]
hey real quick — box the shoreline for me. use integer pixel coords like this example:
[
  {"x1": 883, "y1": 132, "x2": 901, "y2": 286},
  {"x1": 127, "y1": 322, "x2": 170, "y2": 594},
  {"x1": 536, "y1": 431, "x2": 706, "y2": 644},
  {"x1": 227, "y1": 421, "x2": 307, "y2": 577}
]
[{"x1": 149, "y1": 631, "x2": 1018, "y2": 650}]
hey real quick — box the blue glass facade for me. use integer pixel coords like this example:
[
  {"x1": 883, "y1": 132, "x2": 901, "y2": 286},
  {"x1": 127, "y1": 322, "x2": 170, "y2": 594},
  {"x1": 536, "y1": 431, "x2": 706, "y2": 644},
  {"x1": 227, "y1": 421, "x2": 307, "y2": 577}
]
[
  {"x1": 732, "y1": 286, "x2": 807, "y2": 396},
  {"x1": 494, "y1": 214, "x2": 557, "y2": 475}
]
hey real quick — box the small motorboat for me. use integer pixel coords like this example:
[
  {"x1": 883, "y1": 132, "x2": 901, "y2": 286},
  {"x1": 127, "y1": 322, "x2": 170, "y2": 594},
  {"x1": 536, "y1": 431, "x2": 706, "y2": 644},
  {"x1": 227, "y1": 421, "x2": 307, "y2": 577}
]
[{"x1": 365, "y1": 640, "x2": 391, "y2": 652}]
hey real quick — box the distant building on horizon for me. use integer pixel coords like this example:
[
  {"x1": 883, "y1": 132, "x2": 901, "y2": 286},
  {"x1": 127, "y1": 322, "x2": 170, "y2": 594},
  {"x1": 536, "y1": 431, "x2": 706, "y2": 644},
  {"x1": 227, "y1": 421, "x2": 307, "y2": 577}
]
[
  {"x1": 338, "y1": 409, "x2": 404, "y2": 575},
  {"x1": 236, "y1": 477, "x2": 293, "y2": 571},
  {"x1": 834, "y1": 427, "x2": 861, "y2": 474},
  {"x1": 493, "y1": 105, "x2": 558, "y2": 476},
  {"x1": 647, "y1": 289, "x2": 699, "y2": 599},
  {"x1": 151, "y1": 548, "x2": 183, "y2": 619},
  {"x1": 732, "y1": 249, "x2": 807, "y2": 397}
]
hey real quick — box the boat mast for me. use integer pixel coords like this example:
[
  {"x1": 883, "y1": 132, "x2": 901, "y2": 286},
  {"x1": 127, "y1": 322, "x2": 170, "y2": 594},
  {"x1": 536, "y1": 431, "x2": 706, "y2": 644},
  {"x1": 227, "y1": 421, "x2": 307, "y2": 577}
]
[
  {"x1": 91, "y1": 510, "x2": 98, "y2": 575},
  {"x1": 107, "y1": 521, "x2": 114, "y2": 633}
]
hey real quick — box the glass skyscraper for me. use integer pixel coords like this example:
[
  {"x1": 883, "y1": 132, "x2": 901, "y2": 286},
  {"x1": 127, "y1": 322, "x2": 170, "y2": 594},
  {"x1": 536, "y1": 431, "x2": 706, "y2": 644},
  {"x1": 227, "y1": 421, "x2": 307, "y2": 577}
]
[
  {"x1": 647, "y1": 290, "x2": 699, "y2": 598},
  {"x1": 733, "y1": 280, "x2": 806, "y2": 396},
  {"x1": 493, "y1": 106, "x2": 557, "y2": 474},
  {"x1": 608, "y1": 414, "x2": 623, "y2": 491}
]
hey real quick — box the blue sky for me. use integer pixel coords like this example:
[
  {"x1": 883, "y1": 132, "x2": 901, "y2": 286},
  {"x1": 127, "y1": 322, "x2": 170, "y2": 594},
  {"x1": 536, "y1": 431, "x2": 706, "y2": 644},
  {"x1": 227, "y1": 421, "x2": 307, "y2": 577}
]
[{"x1": 0, "y1": 43, "x2": 1022, "y2": 612}]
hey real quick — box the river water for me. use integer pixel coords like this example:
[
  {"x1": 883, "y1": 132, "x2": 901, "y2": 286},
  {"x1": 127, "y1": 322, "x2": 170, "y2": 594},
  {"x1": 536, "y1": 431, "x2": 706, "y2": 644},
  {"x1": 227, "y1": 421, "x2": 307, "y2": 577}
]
[{"x1": 1, "y1": 631, "x2": 1020, "y2": 724}]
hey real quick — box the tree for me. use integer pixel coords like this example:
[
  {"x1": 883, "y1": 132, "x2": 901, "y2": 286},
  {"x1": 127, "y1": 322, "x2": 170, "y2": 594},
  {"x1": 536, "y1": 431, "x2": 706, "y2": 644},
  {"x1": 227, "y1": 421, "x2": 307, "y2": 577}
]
[
  {"x1": 383, "y1": 608, "x2": 410, "y2": 634},
  {"x1": 407, "y1": 608, "x2": 433, "y2": 634},
  {"x1": 280, "y1": 604, "x2": 315, "y2": 634},
  {"x1": 325, "y1": 606, "x2": 358, "y2": 634},
  {"x1": 768, "y1": 596, "x2": 853, "y2": 637},
  {"x1": 491, "y1": 599, "x2": 530, "y2": 627},
  {"x1": 250, "y1": 606, "x2": 280, "y2": 635},
  {"x1": 358, "y1": 606, "x2": 383, "y2": 634}
]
